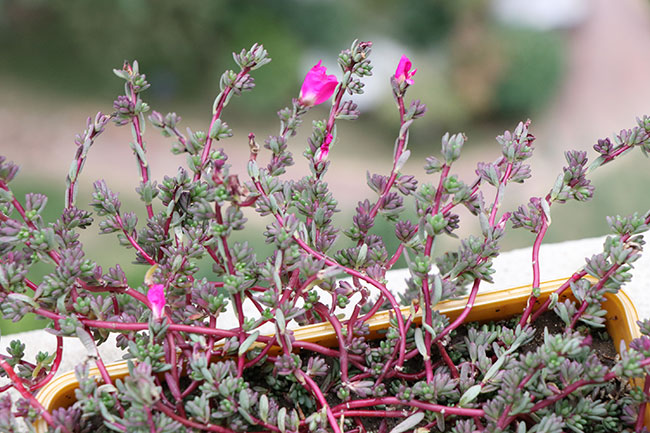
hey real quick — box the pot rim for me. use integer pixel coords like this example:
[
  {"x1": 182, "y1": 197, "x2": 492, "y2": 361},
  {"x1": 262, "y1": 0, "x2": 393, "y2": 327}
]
[{"x1": 34, "y1": 277, "x2": 641, "y2": 429}]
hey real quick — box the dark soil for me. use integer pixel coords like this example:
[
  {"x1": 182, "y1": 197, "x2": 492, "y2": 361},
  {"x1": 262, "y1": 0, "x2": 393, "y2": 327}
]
[{"x1": 519, "y1": 310, "x2": 618, "y2": 366}]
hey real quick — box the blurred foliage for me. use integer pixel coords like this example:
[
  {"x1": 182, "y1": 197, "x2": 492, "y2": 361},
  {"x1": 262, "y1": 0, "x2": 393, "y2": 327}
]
[
  {"x1": 494, "y1": 28, "x2": 565, "y2": 119},
  {"x1": 0, "y1": 1, "x2": 304, "y2": 109},
  {"x1": 0, "y1": 0, "x2": 564, "y2": 121},
  {"x1": 445, "y1": 3, "x2": 565, "y2": 124}
]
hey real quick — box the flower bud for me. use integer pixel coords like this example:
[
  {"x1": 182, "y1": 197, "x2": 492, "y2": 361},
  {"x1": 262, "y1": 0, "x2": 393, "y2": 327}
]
[
  {"x1": 317, "y1": 133, "x2": 334, "y2": 162},
  {"x1": 395, "y1": 55, "x2": 417, "y2": 85},
  {"x1": 147, "y1": 283, "x2": 166, "y2": 320}
]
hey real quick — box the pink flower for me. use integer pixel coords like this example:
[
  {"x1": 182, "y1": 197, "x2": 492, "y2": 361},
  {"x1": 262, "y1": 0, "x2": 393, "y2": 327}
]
[
  {"x1": 395, "y1": 55, "x2": 417, "y2": 85},
  {"x1": 318, "y1": 133, "x2": 333, "y2": 162},
  {"x1": 299, "y1": 61, "x2": 338, "y2": 107},
  {"x1": 147, "y1": 284, "x2": 166, "y2": 320}
]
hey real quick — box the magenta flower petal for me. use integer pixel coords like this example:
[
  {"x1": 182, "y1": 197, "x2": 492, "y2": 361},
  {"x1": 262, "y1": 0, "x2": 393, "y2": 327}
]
[
  {"x1": 318, "y1": 133, "x2": 334, "y2": 162},
  {"x1": 395, "y1": 55, "x2": 417, "y2": 85},
  {"x1": 147, "y1": 283, "x2": 166, "y2": 320},
  {"x1": 299, "y1": 61, "x2": 338, "y2": 107}
]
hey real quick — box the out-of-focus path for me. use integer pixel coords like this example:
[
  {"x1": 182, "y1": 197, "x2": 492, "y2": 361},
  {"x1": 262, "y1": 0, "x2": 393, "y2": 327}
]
[{"x1": 535, "y1": 0, "x2": 650, "y2": 173}]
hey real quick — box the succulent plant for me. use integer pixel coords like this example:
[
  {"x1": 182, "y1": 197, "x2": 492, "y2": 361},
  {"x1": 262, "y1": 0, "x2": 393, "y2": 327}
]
[{"x1": 2, "y1": 40, "x2": 650, "y2": 433}]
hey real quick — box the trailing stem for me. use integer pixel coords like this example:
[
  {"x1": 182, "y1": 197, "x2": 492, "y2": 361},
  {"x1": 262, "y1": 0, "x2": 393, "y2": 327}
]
[
  {"x1": 313, "y1": 303, "x2": 350, "y2": 384},
  {"x1": 0, "y1": 359, "x2": 67, "y2": 433},
  {"x1": 114, "y1": 213, "x2": 156, "y2": 265},
  {"x1": 519, "y1": 214, "x2": 549, "y2": 326},
  {"x1": 567, "y1": 262, "x2": 622, "y2": 330},
  {"x1": 503, "y1": 357, "x2": 650, "y2": 427},
  {"x1": 366, "y1": 93, "x2": 407, "y2": 221},
  {"x1": 529, "y1": 271, "x2": 586, "y2": 323},
  {"x1": 128, "y1": 85, "x2": 154, "y2": 219},
  {"x1": 331, "y1": 397, "x2": 484, "y2": 418},
  {"x1": 420, "y1": 163, "x2": 451, "y2": 381},
  {"x1": 195, "y1": 66, "x2": 252, "y2": 183},
  {"x1": 636, "y1": 376, "x2": 650, "y2": 431},
  {"x1": 297, "y1": 370, "x2": 342, "y2": 433}
]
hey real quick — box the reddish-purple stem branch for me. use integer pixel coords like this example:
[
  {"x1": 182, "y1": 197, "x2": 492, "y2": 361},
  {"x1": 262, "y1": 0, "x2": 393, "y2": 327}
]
[
  {"x1": 155, "y1": 401, "x2": 237, "y2": 433},
  {"x1": 519, "y1": 214, "x2": 549, "y2": 326},
  {"x1": 114, "y1": 213, "x2": 156, "y2": 265},
  {"x1": 529, "y1": 271, "x2": 586, "y2": 323},
  {"x1": 636, "y1": 375, "x2": 650, "y2": 431},
  {"x1": 314, "y1": 303, "x2": 350, "y2": 383},
  {"x1": 195, "y1": 67, "x2": 252, "y2": 182},
  {"x1": 436, "y1": 341, "x2": 459, "y2": 379},
  {"x1": 568, "y1": 264, "x2": 620, "y2": 330},
  {"x1": 432, "y1": 278, "x2": 481, "y2": 344},
  {"x1": 0, "y1": 358, "x2": 66, "y2": 433},
  {"x1": 129, "y1": 88, "x2": 153, "y2": 219},
  {"x1": 366, "y1": 94, "x2": 406, "y2": 221},
  {"x1": 29, "y1": 311, "x2": 363, "y2": 361},
  {"x1": 331, "y1": 397, "x2": 484, "y2": 418},
  {"x1": 503, "y1": 357, "x2": 650, "y2": 426},
  {"x1": 297, "y1": 370, "x2": 342, "y2": 433}
]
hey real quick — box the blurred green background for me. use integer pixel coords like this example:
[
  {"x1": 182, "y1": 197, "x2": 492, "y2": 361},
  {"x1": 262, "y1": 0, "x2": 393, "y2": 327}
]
[{"x1": 2, "y1": 0, "x2": 649, "y2": 334}]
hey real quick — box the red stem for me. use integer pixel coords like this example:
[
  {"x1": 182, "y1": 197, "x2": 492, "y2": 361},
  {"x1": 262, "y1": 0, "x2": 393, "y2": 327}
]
[
  {"x1": 180, "y1": 379, "x2": 200, "y2": 399},
  {"x1": 243, "y1": 335, "x2": 278, "y2": 369},
  {"x1": 155, "y1": 401, "x2": 237, "y2": 433},
  {"x1": 24, "y1": 276, "x2": 38, "y2": 291},
  {"x1": 636, "y1": 375, "x2": 650, "y2": 431},
  {"x1": 568, "y1": 264, "x2": 621, "y2": 330},
  {"x1": 66, "y1": 117, "x2": 107, "y2": 209},
  {"x1": 28, "y1": 324, "x2": 64, "y2": 392},
  {"x1": 503, "y1": 358, "x2": 650, "y2": 426},
  {"x1": 418, "y1": 164, "x2": 455, "y2": 381},
  {"x1": 592, "y1": 143, "x2": 635, "y2": 169},
  {"x1": 314, "y1": 303, "x2": 349, "y2": 383},
  {"x1": 346, "y1": 305, "x2": 361, "y2": 346},
  {"x1": 291, "y1": 233, "x2": 407, "y2": 367},
  {"x1": 29, "y1": 310, "x2": 363, "y2": 361},
  {"x1": 385, "y1": 244, "x2": 404, "y2": 269},
  {"x1": 488, "y1": 163, "x2": 513, "y2": 226},
  {"x1": 528, "y1": 211, "x2": 650, "y2": 324},
  {"x1": 366, "y1": 94, "x2": 406, "y2": 221},
  {"x1": 251, "y1": 178, "x2": 407, "y2": 367},
  {"x1": 331, "y1": 397, "x2": 484, "y2": 418},
  {"x1": 436, "y1": 341, "x2": 459, "y2": 379},
  {"x1": 357, "y1": 294, "x2": 386, "y2": 324},
  {"x1": 5, "y1": 191, "x2": 61, "y2": 264},
  {"x1": 374, "y1": 315, "x2": 415, "y2": 388},
  {"x1": 424, "y1": 164, "x2": 451, "y2": 257},
  {"x1": 297, "y1": 370, "x2": 342, "y2": 433},
  {"x1": 519, "y1": 214, "x2": 549, "y2": 326},
  {"x1": 146, "y1": 406, "x2": 156, "y2": 433},
  {"x1": 497, "y1": 364, "x2": 542, "y2": 428},
  {"x1": 195, "y1": 67, "x2": 252, "y2": 182},
  {"x1": 165, "y1": 332, "x2": 184, "y2": 416},
  {"x1": 209, "y1": 204, "x2": 246, "y2": 376},
  {"x1": 129, "y1": 88, "x2": 153, "y2": 219},
  {"x1": 333, "y1": 410, "x2": 408, "y2": 418},
  {"x1": 432, "y1": 278, "x2": 481, "y2": 344},
  {"x1": 0, "y1": 358, "x2": 67, "y2": 433},
  {"x1": 529, "y1": 271, "x2": 586, "y2": 322},
  {"x1": 114, "y1": 213, "x2": 156, "y2": 265}
]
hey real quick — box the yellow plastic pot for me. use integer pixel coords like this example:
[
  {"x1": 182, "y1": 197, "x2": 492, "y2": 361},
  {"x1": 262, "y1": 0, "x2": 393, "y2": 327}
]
[{"x1": 34, "y1": 278, "x2": 644, "y2": 432}]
